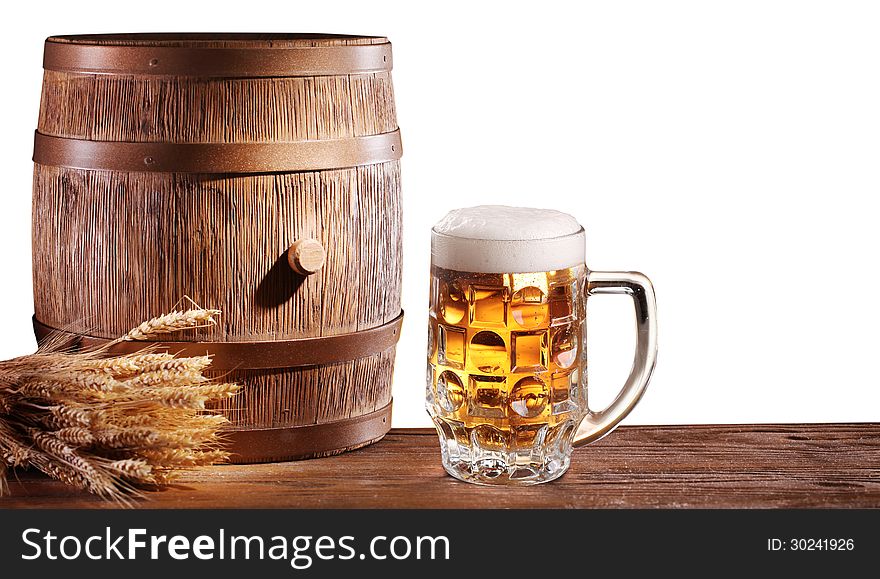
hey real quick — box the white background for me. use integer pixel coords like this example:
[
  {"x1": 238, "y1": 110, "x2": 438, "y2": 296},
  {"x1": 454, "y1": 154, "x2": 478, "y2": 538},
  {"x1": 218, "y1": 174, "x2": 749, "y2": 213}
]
[{"x1": 1, "y1": 1, "x2": 878, "y2": 427}]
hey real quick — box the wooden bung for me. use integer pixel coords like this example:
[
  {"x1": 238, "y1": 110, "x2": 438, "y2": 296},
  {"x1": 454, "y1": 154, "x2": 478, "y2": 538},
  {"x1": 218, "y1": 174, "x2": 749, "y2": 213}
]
[{"x1": 287, "y1": 239, "x2": 326, "y2": 275}]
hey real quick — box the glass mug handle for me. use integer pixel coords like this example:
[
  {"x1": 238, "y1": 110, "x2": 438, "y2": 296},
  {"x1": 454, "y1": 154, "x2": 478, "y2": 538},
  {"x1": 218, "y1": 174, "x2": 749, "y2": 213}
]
[{"x1": 573, "y1": 270, "x2": 658, "y2": 446}]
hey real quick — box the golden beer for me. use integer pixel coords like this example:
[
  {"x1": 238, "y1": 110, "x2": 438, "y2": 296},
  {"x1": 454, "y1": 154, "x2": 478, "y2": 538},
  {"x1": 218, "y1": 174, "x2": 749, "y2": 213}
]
[{"x1": 427, "y1": 257, "x2": 588, "y2": 483}]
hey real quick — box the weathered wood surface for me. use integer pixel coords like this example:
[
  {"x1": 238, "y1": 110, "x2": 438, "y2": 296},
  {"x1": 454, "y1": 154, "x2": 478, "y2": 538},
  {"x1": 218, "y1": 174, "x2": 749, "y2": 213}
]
[{"x1": 3, "y1": 425, "x2": 878, "y2": 509}]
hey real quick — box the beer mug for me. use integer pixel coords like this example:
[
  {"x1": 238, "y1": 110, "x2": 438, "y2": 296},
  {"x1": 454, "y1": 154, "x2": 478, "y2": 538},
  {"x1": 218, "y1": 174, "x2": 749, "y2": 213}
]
[{"x1": 426, "y1": 206, "x2": 657, "y2": 484}]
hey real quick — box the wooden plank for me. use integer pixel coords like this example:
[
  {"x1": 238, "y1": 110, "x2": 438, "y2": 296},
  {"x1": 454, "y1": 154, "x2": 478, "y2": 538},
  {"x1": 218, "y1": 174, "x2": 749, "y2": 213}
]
[{"x1": 3, "y1": 424, "x2": 879, "y2": 509}]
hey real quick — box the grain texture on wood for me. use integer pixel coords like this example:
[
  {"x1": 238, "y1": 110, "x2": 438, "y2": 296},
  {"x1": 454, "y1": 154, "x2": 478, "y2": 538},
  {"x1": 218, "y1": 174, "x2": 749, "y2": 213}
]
[
  {"x1": 3, "y1": 424, "x2": 878, "y2": 509},
  {"x1": 32, "y1": 163, "x2": 402, "y2": 340}
]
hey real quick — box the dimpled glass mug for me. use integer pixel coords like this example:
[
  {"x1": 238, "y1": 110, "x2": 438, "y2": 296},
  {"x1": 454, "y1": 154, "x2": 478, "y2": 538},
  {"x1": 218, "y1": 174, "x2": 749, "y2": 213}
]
[{"x1": 426, "y1": 206, "x2": 657, "y2": 485}]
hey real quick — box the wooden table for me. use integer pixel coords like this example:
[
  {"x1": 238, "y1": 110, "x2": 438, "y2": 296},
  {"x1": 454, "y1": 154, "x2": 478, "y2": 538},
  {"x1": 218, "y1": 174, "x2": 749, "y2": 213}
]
[{"x1": 3, "y1": 424, "x2": 879, "y2": 508}]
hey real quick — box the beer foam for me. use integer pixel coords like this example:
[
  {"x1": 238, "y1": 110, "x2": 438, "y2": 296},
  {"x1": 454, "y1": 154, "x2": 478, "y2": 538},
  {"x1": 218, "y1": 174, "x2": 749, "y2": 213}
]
[{"x1": 431, "y1": 205, "x2": 585, "y2": 273}]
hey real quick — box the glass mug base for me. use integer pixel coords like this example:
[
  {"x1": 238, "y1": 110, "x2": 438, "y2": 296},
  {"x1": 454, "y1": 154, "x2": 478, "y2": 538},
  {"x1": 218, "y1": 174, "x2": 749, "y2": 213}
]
[
  {"x1": 432, "y1": 416, "x2": 575, "y2": 485},
  {"x1": 441, "y1": 455, "x2": 572, "y2": 486}
]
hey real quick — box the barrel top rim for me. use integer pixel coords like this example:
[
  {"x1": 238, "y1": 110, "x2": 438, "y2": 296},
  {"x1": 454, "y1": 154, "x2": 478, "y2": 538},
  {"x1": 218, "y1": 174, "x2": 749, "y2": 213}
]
[{"x1": 45, "y1": 33, "x2": 389, "y2": 48}]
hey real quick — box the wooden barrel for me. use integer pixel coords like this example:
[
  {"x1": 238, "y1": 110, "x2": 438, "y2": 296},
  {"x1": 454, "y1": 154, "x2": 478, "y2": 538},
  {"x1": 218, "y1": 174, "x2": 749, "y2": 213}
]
[{"x1": 31, "y1": 33, "x2": 403, "y2": 463}]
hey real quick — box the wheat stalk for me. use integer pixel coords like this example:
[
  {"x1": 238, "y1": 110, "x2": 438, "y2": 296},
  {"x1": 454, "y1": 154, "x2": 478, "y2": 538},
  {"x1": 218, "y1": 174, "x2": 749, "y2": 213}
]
[
  {"x1": 0, "y1": 305, "x2": 239, "y2": 504},
  {"x1": 118, "y1": 308, "x2": 220, "y2": 343},
  {"x1": 76, "y1": 353, "x2": 177, "y2": 375}
]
